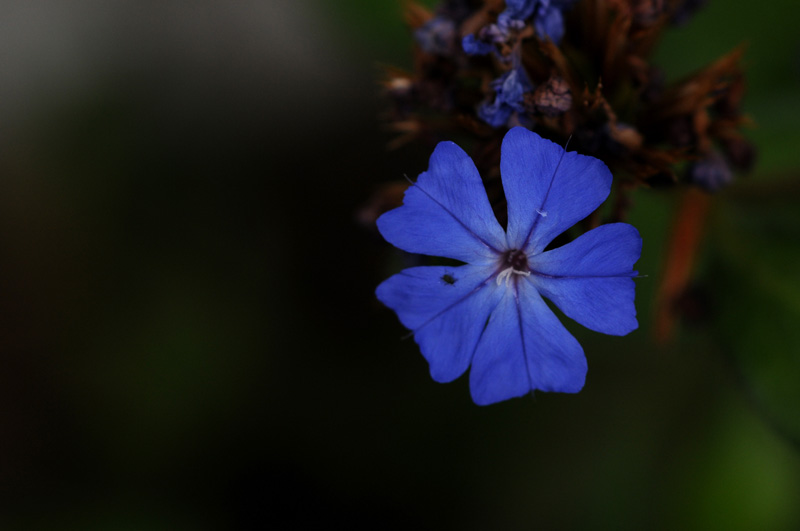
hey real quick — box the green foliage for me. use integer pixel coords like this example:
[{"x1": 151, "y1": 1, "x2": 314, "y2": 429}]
[{"x1": 710, "y1": 177, "x2": 800, "y2": 445}]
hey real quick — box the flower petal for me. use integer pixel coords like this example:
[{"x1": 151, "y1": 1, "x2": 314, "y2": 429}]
[
  {"x1": 501, "y1": 0, "x2": 537, "y2": 21},
  {"x1": 469, "y1": 280, "x2": 586, "y2": 405},
  {"x1": 534, "y1": 5, "x2": 565, "y2": 43},
  {"x1": 530, "y1": 223, "x2": 642, "y2": 335},
  {"x1": 377, "y1": 141, "x2": 506, "y2": 264},
  {"x1": 376, "y1": 264, "x2": 502, "y2": 383},
  {"x1": 462, "y1": 34, "x2": 494, "y2": 55},
  {"x1": 500, "y1": 127, "x2": 612, "y2": 254}
]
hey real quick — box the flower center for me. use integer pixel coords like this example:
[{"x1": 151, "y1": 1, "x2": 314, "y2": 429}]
[
  {"x1": 506, "y1": 249, "x2": 529, "y2": 271},
  {"x1": 496, "y1": 249, "x2": 531, "y2": 286}
]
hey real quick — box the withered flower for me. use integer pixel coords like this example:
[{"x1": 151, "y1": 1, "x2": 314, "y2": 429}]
[{"x1": 379, "y1": 0, "x2": 753, "y2": 198}]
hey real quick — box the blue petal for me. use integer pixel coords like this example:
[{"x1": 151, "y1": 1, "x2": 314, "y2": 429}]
[
  {"x1": 501, "y1": 0, "x2": 538, "y2": 21},
  {"x1": 462, "y1": 34, "x2": 494, "y2": 55},
  {"x1": 469, "y1": 279, "x2": 586, "y2": 405},
  {"x1": 478, "y1": 67, "x2": 532, "y2": 128},
  {"x1": 530, "y1": 223, "x2": 642, "y2": 335},
  {"x1": 414, "y1": 16, "x2": 457, "y2": 56},
  {"x1": 500, "y1": 127, "x2": 612, "y2": 254},
  {"x1": 534, "y1": 5, "x2": 565, "y2": 43},
  {"x1": 478, "y1": 98, "x2": 514, "y2": 128},
  {"x1": 377, "y1": 141, "x2": 506, "y2": 263},
  {"x1": 498, "y1": 68, "x2": 532, "y2": 109},
  {"x1": 376, "y1": 264, "x2": 502, "y2": 383}
]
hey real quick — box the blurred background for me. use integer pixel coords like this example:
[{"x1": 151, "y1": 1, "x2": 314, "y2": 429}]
[{"x1": 0, "y1": 0, "x2": 799, "y2": 529}]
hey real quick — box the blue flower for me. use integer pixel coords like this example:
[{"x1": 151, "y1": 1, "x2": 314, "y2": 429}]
[
  {"x1": 688, "y1": 150, "x2": 733, "y2": 192},
  {"x1": 497, "y1": 0, "x2": 575, "y2": 43},
  {"x1": 414, "y1": 16, "x2": 457, "y2": 56},
  {"x1": 461, "y1": 19, "x2": 523, "y2": 57},
  {"x1": 478, "y1": 65, "x2": 532, "y2": 128},
  {"x1": 462, "y1": 33, "x2": 495, "y2": 56},
  {"x1": 534, "y1": 0, "x2": 567, "y2": 43},
  {"x1": 376, "y1": 127, "x2": 642, "y2": 405},
  {"x1": 499, "y1": 0, "x2": 538, "y2": 23}
]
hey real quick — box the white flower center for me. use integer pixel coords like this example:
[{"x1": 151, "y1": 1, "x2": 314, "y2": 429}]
[{"x1": 496, "y1": 266, "x2": 531, "y2": 286}]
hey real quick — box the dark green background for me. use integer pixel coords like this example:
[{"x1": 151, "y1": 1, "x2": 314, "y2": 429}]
[{"x1": 1, "y1": 1, "x2": 799, "y2": 529}]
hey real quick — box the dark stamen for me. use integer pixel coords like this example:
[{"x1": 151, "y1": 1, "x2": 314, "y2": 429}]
[{"x1": 505, "y1": 249, "x2": 529, "y2": 272}]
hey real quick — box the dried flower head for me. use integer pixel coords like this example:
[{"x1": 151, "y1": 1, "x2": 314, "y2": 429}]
[{"x1": 381, "y1": 0, "x2": 754, "y2": 211}]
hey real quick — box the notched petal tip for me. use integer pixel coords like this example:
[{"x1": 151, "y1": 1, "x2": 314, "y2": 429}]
[
  {"x1": 531, "y1": 223, "x2": 642, "y2": 336},
  {"x1": 470, "y1": 387, "x2": 529, "y2": 406},
  {"x1": 426, "y1": 140, "x2": 470, "y2": 172},
  {"x1": 501, "y1": 127, "x2": 614, "y2": 253},
  {"x1": 377, "y1": 264, "x2": 504, "y2": 386},
  {"x1": 374, "y1": 138, "x2": 506, "y2": 263},
  {"x1": 465, "y1": 283, "x2": 589, "y2": 405}
]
